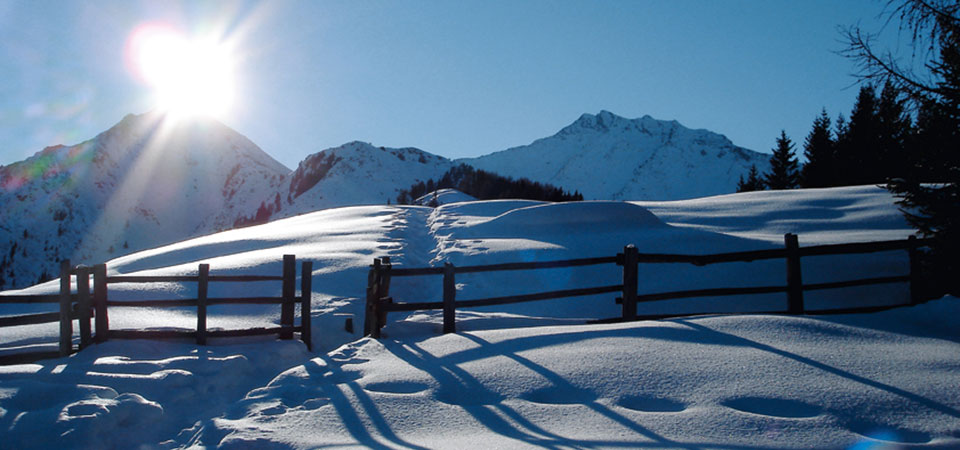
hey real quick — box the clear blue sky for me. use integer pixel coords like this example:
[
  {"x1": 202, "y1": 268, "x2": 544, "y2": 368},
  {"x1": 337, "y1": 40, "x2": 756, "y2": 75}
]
[{"x1": 0, "y1": 0, "x2": 893, "y2": 169}]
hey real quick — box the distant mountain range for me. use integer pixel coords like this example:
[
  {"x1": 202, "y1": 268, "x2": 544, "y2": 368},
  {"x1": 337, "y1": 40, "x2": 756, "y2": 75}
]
[{"x1": 0, "y1": 110, "x2": 769, "y2": 289}]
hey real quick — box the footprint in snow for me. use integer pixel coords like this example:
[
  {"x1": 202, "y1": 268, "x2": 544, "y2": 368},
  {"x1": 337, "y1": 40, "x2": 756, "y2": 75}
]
[
  {"x1": 721, "y1": 397, "x2": 822, "y2": 418},
  {"x1": 301, "y1": 398, "x2": 330, "y2": 410},
  {"x1": 362, "y1": 381, "x2": 431, "y2": 395},
  {"x1": 616, "y1": 395, "x2": 687, "y2": 413},
  {"x1": 522, "y1": 386, "x2": 597, "y2": 404},
  {"x1": 846, "y1": 420, "x2": 932, "y2": 444}
]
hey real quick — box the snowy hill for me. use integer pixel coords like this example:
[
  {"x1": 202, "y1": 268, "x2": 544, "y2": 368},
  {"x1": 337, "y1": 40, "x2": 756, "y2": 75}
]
[
  {"x1": 238, "y1": 141, "x2": 455, "y2": 224},
  {"x1": 413, "y1": 188, "x2": 478, "y2": 206},
  {"x1": 0, "y1": 112, "x2": 289, "y2": 289},
  {"x1": 2, "y1": 186, "x2": 958, "y2": 448},
  {"x1": 1, "y1": 110, "x2": 772, "y2": 289},
  {"x1": 462, "y1": 110, "x2": 771, "y2": 200}
]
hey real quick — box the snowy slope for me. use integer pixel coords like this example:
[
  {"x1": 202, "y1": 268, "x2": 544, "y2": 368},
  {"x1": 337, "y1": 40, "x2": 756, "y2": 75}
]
[
  {"x1": 0, "y1": 112, "x2": 290, "y2": 290},
  {"x1": 462, "y1": 110, "x2": 771, "y2": 201},
  {"x1": 413, "y1": 188, "x2": 478, "y2": 206},
  {"x1": 1, "y1": 110, "x2": 772, "y2": 290},
  {"x1": 237, "y1": 141, "x2": 455, "y2": 224},
  {"x1": 1, "y1": 186, "x2": 957, "y2": 448}
]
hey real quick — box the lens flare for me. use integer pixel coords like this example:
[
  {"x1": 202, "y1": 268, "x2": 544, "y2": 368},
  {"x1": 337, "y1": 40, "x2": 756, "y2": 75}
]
[{"x1": 126, "y1": 23, "x2": 235, "y2": 119}]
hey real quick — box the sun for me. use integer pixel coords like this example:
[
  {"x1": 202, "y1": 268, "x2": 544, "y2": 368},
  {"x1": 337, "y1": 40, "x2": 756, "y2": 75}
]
[{"x1": 127, "y1": 24, "x2": 235, "y2": 119}]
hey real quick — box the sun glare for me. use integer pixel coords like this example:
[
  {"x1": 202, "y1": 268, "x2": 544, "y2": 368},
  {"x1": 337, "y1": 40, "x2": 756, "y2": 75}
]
[{"x1": 127, "y1": 24, "x2": 235, "y2": 119}]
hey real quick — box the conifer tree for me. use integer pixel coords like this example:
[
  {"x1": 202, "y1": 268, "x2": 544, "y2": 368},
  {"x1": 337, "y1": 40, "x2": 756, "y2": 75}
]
[
  {"x1": 845, "y1": 0, "x2": 960, "y2": 295},
  {"x1": 837, "y1": 85, "x2": 882, "y2": 185},
  {"x1": 800, "y1": 109, "x2": 836, "y2": 188},
  {"x1": 876, "y1": 81, "x2": 913, "y2": 181},
  {"x1": 736, "y1": 165, "x2": 765, "y2": 192},
  {"x1": 764, "y1": 131, "x2": 800, "y2": 190}
]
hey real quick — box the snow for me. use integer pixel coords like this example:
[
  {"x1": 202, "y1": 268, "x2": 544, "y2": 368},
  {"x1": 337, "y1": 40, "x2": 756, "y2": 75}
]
[
  {"x1": 464, "y1": 111, "x2": 771, "y2": 201},
  {"x1": 1, "y1": 186, "x2": 958, "y2": 448},
  {"x1": 2, "y1": 111, "x2": 767, "y2": 292},
  {"x1": 0, "y1": 112, "x2": 290, "y2": 290},
  {"x1": 413, "y1": 188, "x2": 477, "y2": 206}
]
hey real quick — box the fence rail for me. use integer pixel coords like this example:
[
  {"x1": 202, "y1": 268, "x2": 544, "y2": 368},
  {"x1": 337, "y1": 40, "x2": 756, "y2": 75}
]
[
  {"x1": 364, "y1": 234, "x2": 928, "y2": 338},
  {"x1": 0, "y1": 255, "x2": 313, "y2": 365}
]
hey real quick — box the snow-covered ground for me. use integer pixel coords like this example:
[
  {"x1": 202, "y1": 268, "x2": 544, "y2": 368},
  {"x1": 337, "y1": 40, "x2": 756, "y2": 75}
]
[{"x1": 1, "y1": 185, "x2": 958, "y2": 448}]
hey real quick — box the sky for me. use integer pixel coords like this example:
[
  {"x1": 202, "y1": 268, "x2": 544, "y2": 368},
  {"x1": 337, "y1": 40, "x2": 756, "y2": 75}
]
[{"x1": 0, "y1": 0, "x2": 898, "y2": 169}]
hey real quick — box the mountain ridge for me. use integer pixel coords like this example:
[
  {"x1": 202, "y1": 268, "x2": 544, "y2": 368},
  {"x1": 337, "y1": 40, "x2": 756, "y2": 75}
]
[
  {"x1": 462, "y1": 111, "x2": 770, "y2": 200},
  {"x1": 2, "y1": 110, "x2": 768, "y2": 289}
]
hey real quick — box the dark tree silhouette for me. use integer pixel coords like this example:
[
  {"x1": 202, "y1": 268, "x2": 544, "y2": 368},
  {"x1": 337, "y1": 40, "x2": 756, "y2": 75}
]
[
  {"x1": 737, "y1": 165, "x2": 765, "y2": 192},
  {"x1": 764, "y1": 131, "x2": 800, "y2": 190},
  {"x1": 800, "y1": 109, "x2": 836, "y2": 188},
  {"x1": 844, "y1": 0, "x2": 960, "y2": 295},
  {"x1": 396, "y1": 164, "x2": 583, "y2": 205},
  {"x1": 836, "y1": 85, "x2": 882, "y2": 185}
]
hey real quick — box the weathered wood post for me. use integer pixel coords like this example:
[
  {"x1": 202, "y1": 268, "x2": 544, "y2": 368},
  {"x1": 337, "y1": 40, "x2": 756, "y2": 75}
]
[
  {"x1": 196, "y1": 263, "x2": 210, "y2": 345},
  {"x1": 377, "y1": 256, "x2": 392, "y2": 328},
  {"x1": 785, "y1": 233, "x2": 804, "y2": 314},
  {"x1": 443, "y1": 262, "x2": 456, "y2": 334},
  {"x1": 364, "y1": 258, "x2": 382, "y2": 337},
  {"x1": 76, "y1": 265, "x2": 92, "y2": 349},
  {"x1": 93, "y1": 263, "x2": 109, "y2": 343},
  {"x1": 280, "y1": 254, "x2": 296, "y2": 339},
  {"x1": 908, "y1": 235, "x2": 921, "y2": 305},
  {"x1": 621, "y1": 245, "x2": 639, "y2": 321},
  {"x1": 300, "y1": 260, "x2": 313, "y2": 351},
  {"x1": 59, "y1": 260, "x2": 73, "y2": 357}
]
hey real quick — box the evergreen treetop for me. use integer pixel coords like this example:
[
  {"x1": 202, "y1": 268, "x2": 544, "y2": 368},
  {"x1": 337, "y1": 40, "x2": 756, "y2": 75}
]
[
  {"x1": 764, "y1": 130, "x2": 800, "y2": 190},
  {"x1": 800, "y1": 109, "x2": 835, "y2": 188},
  {"x1": 737, "y1": 164, "x2": 765, "y2": 192}
]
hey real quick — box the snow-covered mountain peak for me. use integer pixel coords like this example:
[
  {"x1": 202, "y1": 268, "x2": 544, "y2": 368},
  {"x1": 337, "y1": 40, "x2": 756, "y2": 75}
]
[
  {"x1": 464, "y1": 111, "x2": 771, "y2": 201},
  {"x1": 0, "y1": 113, "x2": 290, "y2": 290}
]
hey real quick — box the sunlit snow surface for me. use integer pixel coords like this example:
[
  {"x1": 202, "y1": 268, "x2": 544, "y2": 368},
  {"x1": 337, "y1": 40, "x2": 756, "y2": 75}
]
[{"x1": 1, "y1": 185, "x2": 958, "y2": 448}]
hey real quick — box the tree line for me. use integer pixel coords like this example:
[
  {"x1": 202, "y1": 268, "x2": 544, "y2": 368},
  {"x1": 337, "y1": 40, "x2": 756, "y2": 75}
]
[
  {"x1": 741, "y1": 0, "x2": 958, "y2": 297},
  {"x1": 395, "y1": 164, "x2": 583, "y2": 205},
  {"x1": 737, "y1": 81, "x2": 936, "y2": 192}
]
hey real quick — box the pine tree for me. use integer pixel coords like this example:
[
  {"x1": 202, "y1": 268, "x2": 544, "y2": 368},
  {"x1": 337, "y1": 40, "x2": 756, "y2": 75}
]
[
  {"x1": 876, "y1": 81, "x2": 913, "y2": 181},
  {"x1": 845, "y1": 0, "x2": 960, "y2": 296},
  {"x1": 800, "y1": 109, "x2": 836, "y2": 188},
  {"x1": 737, "y1": 165, "x2": 765, "y2": 192},
  {"x1": 764, "y1": 131, "x2": 800, "y2": 190},
  {"x1": 837, "y1": 85, "x2": 882, "y2": 185}
]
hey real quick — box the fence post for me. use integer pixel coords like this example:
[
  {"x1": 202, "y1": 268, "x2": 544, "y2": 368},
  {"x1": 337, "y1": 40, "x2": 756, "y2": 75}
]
[
  {"x1": 93, "y1": 264, "x2": 109, "y2": 343},
  {"x1": 621, "y1": 245, "x2": 639, "y2": 321},
  {"x1": 443, "y1": 262, "x2": 456, "y2": 334},
  {"x1": 785, "y1": 233, "x2": 804, "y2": 314},
  {"x1": 280, "y1": 255, "x2": 296, "y2": 339},
  {"x1": 378, "y1": 256, "x2": 392, "y2": 329},
  {"x1": 908, "y1": 235, "x2": 921, "y2": 305},
  {"x1": 364, "y1": 258, "x2": 382, "y2": 338},
  {"x1": 196, "y1": 263, "x2": 209, "y2": 345},
  {"x1": 300, "y1": 261, "x2": 313, "y2": 351},
  {"x1": 59, "y1": 260, "x2": 73, "y2": 357},
  {"x1": 76, "y1": 266, "x2": 92, "y2": 349}
]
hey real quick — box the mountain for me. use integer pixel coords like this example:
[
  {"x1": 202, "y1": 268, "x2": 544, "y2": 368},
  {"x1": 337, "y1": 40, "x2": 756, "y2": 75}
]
[
  {"x1": 235, "y1": 141, "x2": 454, "y2": 225},
  {"x1": 1, "y1": 110, "x2": 769, "y2": 289},
  {"x1": 462, "y1": 110, "x2": 771, "y2": 200},
  {"x1": 0, "y1": 112, "x2": 289, "y2": 289}
]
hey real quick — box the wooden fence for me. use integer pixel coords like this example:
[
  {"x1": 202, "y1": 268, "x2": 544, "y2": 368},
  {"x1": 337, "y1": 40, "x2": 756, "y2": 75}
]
[
  {"x1": 0, "y1": 255, "x2": 312, "y2": 365},
  {"x1": 363, "y1": 234, "x2": 928, "y2": 338}
]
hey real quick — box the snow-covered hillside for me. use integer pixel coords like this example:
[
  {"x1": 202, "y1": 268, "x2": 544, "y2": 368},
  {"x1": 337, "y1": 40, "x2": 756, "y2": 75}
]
[
  {"x1": 463, "y1": 110, "x2": 771, "y2": 201},
  {"x1": 1, "y1": 186, "x2": 958, "y2": 449},
  {"x1": 239, "y1": 141, "x2": 455, "y2": 224},
  {"x1": 0, "y1": 112, "x2": 290, "y2": 290},
  {"x1": 1, "y1": 110, "x2": 771, "y2": 289}
]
